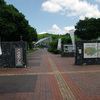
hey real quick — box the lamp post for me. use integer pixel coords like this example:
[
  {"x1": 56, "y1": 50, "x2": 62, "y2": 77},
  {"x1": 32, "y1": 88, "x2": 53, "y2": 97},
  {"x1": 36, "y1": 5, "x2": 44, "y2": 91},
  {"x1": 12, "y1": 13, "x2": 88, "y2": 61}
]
[{"x1": 20, "y1": 36, "x2": 23, "y2": 42}]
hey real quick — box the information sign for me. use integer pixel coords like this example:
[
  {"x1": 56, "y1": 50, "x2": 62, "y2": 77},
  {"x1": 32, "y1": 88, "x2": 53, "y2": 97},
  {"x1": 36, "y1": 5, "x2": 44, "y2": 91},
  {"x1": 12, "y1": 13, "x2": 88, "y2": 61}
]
[{"x1": 84, "y1": 43, "x2": 97, "y2": 58}]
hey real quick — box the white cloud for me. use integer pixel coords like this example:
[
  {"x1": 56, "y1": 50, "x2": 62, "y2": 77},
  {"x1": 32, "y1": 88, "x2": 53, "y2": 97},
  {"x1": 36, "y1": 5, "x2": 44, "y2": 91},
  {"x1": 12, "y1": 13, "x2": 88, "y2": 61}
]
[
  {"x1": 48, "y1": 24, "x2": 62, "y2": 34},
  {"x1": 42, "y1": 0, "x2": 100, "y2": 19},
  {"x1": 64, "y1": 26, "x2": 75, "y2": 33},
  {"x1": 38, "y1": 31, "x2": 47, "y2": 34},
  {"x1": 48, "y1": 24, "x2": 75, "y2": 34},
  {"x1": 42, "y1": 1, "x2": 62, "y2": 13}
]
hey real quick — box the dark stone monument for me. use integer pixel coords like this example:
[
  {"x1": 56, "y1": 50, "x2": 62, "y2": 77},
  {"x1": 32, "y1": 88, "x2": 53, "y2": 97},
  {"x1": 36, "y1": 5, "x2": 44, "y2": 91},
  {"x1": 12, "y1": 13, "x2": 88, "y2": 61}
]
[
  {"x1": 61, "y1": 44, "x2": 75, "y2": 57},
  {"x1": 75, "y1": 40, "x2": 100, "y2": 65},
  {"x1": 0, "y1": 42, "x2": 27, "y2": 68}
]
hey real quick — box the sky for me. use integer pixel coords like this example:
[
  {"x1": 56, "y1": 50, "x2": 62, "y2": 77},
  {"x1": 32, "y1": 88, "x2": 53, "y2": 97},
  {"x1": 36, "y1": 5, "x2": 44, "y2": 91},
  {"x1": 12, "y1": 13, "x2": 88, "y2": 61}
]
[{"x1": 5, "y1": 0, "x2": 100, "y2": 35}]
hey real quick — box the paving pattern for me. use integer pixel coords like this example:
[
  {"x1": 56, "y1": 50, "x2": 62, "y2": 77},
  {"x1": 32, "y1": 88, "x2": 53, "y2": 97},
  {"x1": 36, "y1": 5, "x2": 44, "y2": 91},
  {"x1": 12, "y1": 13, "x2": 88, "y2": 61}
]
[
  {"x1": 0, "y1": 75, "x2": 37, "y2": 93},
  {"x1": 0, "y1": 49, "x2": 100, "y2": 100},
  {"x1": 47, "y1": 54, "x2": 77, "y2": 100}
]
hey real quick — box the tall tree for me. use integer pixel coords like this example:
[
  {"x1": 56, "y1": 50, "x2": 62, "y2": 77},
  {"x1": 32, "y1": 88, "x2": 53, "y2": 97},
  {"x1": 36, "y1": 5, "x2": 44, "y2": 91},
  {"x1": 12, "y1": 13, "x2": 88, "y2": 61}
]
[
  {"x1": 0, "y1": 0, "x2": 6, "y2": 5},
  {"x1": 0, "y1": 0, "x2": 37, "y2": 42},
  {"x1": 75, "y1": 17, "x2": 100, "y2": 40}
]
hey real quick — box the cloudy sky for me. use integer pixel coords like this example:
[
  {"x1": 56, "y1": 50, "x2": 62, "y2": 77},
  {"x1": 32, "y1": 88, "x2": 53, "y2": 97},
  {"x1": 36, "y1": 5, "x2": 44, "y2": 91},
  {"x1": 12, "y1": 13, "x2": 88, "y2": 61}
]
[{"x1": 5, "y1": 0, "x2": 100, "y2": 34}]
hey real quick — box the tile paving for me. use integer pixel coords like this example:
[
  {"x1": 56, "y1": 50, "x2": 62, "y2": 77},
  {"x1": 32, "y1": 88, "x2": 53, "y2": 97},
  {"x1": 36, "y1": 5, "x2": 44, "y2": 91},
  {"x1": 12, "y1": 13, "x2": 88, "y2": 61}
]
[
  {"x1": 0, "y1": 49, "x2": 100, "y2": 100},
  {"x1": 0, "y1": 75, "x2": 37, "y2": 93}
]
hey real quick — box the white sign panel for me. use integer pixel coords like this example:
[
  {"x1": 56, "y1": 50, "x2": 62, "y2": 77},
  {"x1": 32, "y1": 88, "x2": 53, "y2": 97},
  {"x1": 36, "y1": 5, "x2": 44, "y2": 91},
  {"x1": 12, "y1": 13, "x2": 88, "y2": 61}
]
[
  {"x1": 78, "y1": 49, "x2": 82, "y2": 54},
  {"x1": 84, "y1": 43, "x2": 97, "y2": 58}
]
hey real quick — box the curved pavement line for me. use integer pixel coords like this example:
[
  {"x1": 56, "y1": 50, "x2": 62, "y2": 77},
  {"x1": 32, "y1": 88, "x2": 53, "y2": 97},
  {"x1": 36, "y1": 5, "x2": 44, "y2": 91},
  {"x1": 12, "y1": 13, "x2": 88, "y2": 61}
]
[{"x1": 47, "y1": 53, "x2": 77, "y2": 100}]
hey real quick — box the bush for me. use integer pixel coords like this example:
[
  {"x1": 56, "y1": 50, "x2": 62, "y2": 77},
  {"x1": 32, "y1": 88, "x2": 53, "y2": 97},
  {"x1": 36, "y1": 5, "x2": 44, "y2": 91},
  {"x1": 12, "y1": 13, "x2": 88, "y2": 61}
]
[
  {"x1": 48, "y1": 47, "x2": 53, "y2": 52},
  {"x1": 53, "y1": 49, "x2": 59, "y2": 54},
  {"x1": 40, "y1": 43, "x2": 44, "y2": 48},
  {"x1": 58, "y1": 50, "x2": 62, "y2": 54}
]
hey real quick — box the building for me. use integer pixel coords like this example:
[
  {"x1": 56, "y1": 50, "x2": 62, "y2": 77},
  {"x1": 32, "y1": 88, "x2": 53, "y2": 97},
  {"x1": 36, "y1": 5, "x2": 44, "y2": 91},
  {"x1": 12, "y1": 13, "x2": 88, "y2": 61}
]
[{"x1": 35, "y1": 36, "x2": 52, "y2": 48}]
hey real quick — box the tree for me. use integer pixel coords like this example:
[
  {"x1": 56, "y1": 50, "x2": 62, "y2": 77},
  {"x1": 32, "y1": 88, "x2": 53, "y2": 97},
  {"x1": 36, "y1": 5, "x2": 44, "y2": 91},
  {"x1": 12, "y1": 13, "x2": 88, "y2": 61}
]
[
  {"x1": 0, "y1": 0, "x2": 37, "y2": 43},
  {"x1": 61, "y1": 34, "x2": 72, "y2": 44},
  {"x1": 28, "y1": 26, "x2": 37, "y2": 49},
  {"x1": 75, "y1": 17, "x2": 100, "y2": 40},
  {"x1": 75, "y1": 17, "x2": 89, "y2": 40},
  {"x1": 0, "y1": 4, "x2": 28, "y2": 41},
  {"x1": 0, "y1": 0, "x2": 6, "y2": 5}
]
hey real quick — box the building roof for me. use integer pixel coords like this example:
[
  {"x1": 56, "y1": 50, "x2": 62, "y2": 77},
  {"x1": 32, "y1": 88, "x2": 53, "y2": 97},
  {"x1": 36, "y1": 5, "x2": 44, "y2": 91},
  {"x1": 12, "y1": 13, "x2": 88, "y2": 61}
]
[{"x1": 35, "y1": 36, "x2": 51, "y2": 45}]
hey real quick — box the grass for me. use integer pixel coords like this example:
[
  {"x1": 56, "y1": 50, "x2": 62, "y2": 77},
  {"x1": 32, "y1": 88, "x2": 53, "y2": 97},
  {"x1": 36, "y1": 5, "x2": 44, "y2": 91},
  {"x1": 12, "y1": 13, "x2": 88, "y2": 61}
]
[{"x1": 27, "y1": 49, "x2": 38, "y2": 54}]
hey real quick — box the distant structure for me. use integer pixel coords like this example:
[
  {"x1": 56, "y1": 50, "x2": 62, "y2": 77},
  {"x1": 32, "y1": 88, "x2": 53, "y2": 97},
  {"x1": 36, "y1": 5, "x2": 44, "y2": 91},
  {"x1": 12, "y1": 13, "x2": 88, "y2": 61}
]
[{"x1": 35, "y1": 36, "x2": 52, "y2": 48}]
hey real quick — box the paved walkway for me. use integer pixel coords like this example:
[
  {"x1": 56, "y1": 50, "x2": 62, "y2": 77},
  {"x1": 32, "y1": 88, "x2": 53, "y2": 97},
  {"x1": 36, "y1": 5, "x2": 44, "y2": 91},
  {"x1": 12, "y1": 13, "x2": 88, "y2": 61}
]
[{"x1": 0, "y1": 49, "x2": 100, "y2": 100}]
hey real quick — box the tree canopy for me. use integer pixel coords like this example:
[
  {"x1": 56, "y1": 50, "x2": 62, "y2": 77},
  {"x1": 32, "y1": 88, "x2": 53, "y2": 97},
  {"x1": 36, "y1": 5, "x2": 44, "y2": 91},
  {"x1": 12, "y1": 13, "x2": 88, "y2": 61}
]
[
  {"x1": 0, "y1": 0, "x2": 37, "y2": 42},
  {"x1": 75, "y1": 17, "x2": 100, "y2": 40},
  {"x1": 0, "y1": 0, "x2": 6, "y2": 5}
]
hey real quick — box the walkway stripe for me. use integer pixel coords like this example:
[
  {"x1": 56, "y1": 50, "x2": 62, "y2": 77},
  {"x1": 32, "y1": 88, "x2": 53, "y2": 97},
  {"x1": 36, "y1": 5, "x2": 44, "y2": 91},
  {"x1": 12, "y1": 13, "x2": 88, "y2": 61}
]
[
  {"x1": 61, "y1": 70, "x2": 100, "y2": 74},
  {"x1": 0, "y1": 72, "x2": 53, "y2": 76},
  {"x1": 0, "y1": 70, "x2": 100, "y2": 76},
  {"x1": 47, "y1": 54, "x2": 77, "y2": 100}
]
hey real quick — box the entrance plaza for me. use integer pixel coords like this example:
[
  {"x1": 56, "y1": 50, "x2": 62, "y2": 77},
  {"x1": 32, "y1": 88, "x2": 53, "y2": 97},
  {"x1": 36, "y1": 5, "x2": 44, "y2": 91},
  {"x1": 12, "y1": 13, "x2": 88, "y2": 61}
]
[{"x1": 0, "y1": 49, "x2": 100, "y2": 100}]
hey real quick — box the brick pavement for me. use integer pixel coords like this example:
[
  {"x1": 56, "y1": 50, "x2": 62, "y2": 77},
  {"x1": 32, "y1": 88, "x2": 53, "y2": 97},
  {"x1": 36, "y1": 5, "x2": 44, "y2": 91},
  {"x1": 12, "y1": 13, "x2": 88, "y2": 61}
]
[{"x1": 0, "y1": 49, "x2": 100, "y2": 100}]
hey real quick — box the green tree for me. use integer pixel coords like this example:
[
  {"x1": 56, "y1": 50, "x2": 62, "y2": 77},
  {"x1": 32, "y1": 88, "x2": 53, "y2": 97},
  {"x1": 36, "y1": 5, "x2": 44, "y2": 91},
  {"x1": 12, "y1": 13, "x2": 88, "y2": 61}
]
[
  {"x1": 49, "y1": 39, "x2": 58, "y2": 50},
  {"x1": 40, "y1": 43, "x2": 44, "y2": 48},
  {"x1": 75, "y1": 17, "x2": 100, "y2": 40},
  {"x1": 0, "y1": 0, "x2": 37, "y2": 43},
  {"x1": 0, "y1": 0, "x2": 6, "y2": 5},
  {"x1": 28, "y1": 26, "x2": 37, "y2": 49},
  {"x1": 61, "y1": 34, "x2": 72, "y2": 44},
  {"x1": 0, "y1": 4, "x2": 28, "y2": 41}
]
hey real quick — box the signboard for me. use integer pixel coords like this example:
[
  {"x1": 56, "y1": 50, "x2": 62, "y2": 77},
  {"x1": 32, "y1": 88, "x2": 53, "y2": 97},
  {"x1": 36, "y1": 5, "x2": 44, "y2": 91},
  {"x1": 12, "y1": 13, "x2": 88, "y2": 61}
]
[
  {"x1": 15, "y1": 48, "x2": 23, "y2": 66},
  {"x1": 84, "y1": 43, "x2": 97, "y2": 58},
  {"x1": 64, "y1": 45, "x2": 74, "y2": 52}
]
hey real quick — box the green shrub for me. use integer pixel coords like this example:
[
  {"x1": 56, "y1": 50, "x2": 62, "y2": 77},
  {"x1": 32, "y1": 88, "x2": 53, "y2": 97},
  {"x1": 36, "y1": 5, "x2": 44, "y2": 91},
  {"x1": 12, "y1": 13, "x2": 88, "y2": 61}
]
[
  {"x1": 48, "y1": 47, "x2": 53, "y2": 52},
  {"x1": 53, "y1": 49, "x2": 59, "y2": 54},
  {"x1": 58, "y1": 50, "x2": 62, "y2": 54},
  {"x1": 40, "y1": 43, "x2": 44, "y2": 48}
]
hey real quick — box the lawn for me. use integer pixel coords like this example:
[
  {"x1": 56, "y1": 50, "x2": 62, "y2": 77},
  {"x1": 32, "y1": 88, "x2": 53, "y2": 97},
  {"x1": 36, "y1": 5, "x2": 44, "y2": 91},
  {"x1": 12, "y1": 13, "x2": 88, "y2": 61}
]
[{"x1": 27, "y1": 49, "x2": 38, "y2": 54}]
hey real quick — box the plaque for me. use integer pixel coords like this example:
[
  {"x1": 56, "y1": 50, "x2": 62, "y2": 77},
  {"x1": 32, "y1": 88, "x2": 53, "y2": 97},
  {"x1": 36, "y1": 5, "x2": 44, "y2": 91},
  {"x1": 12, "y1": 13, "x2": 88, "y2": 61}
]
[{"x1": 15, "y1": 48, "x2": 23, "y2": 67}]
